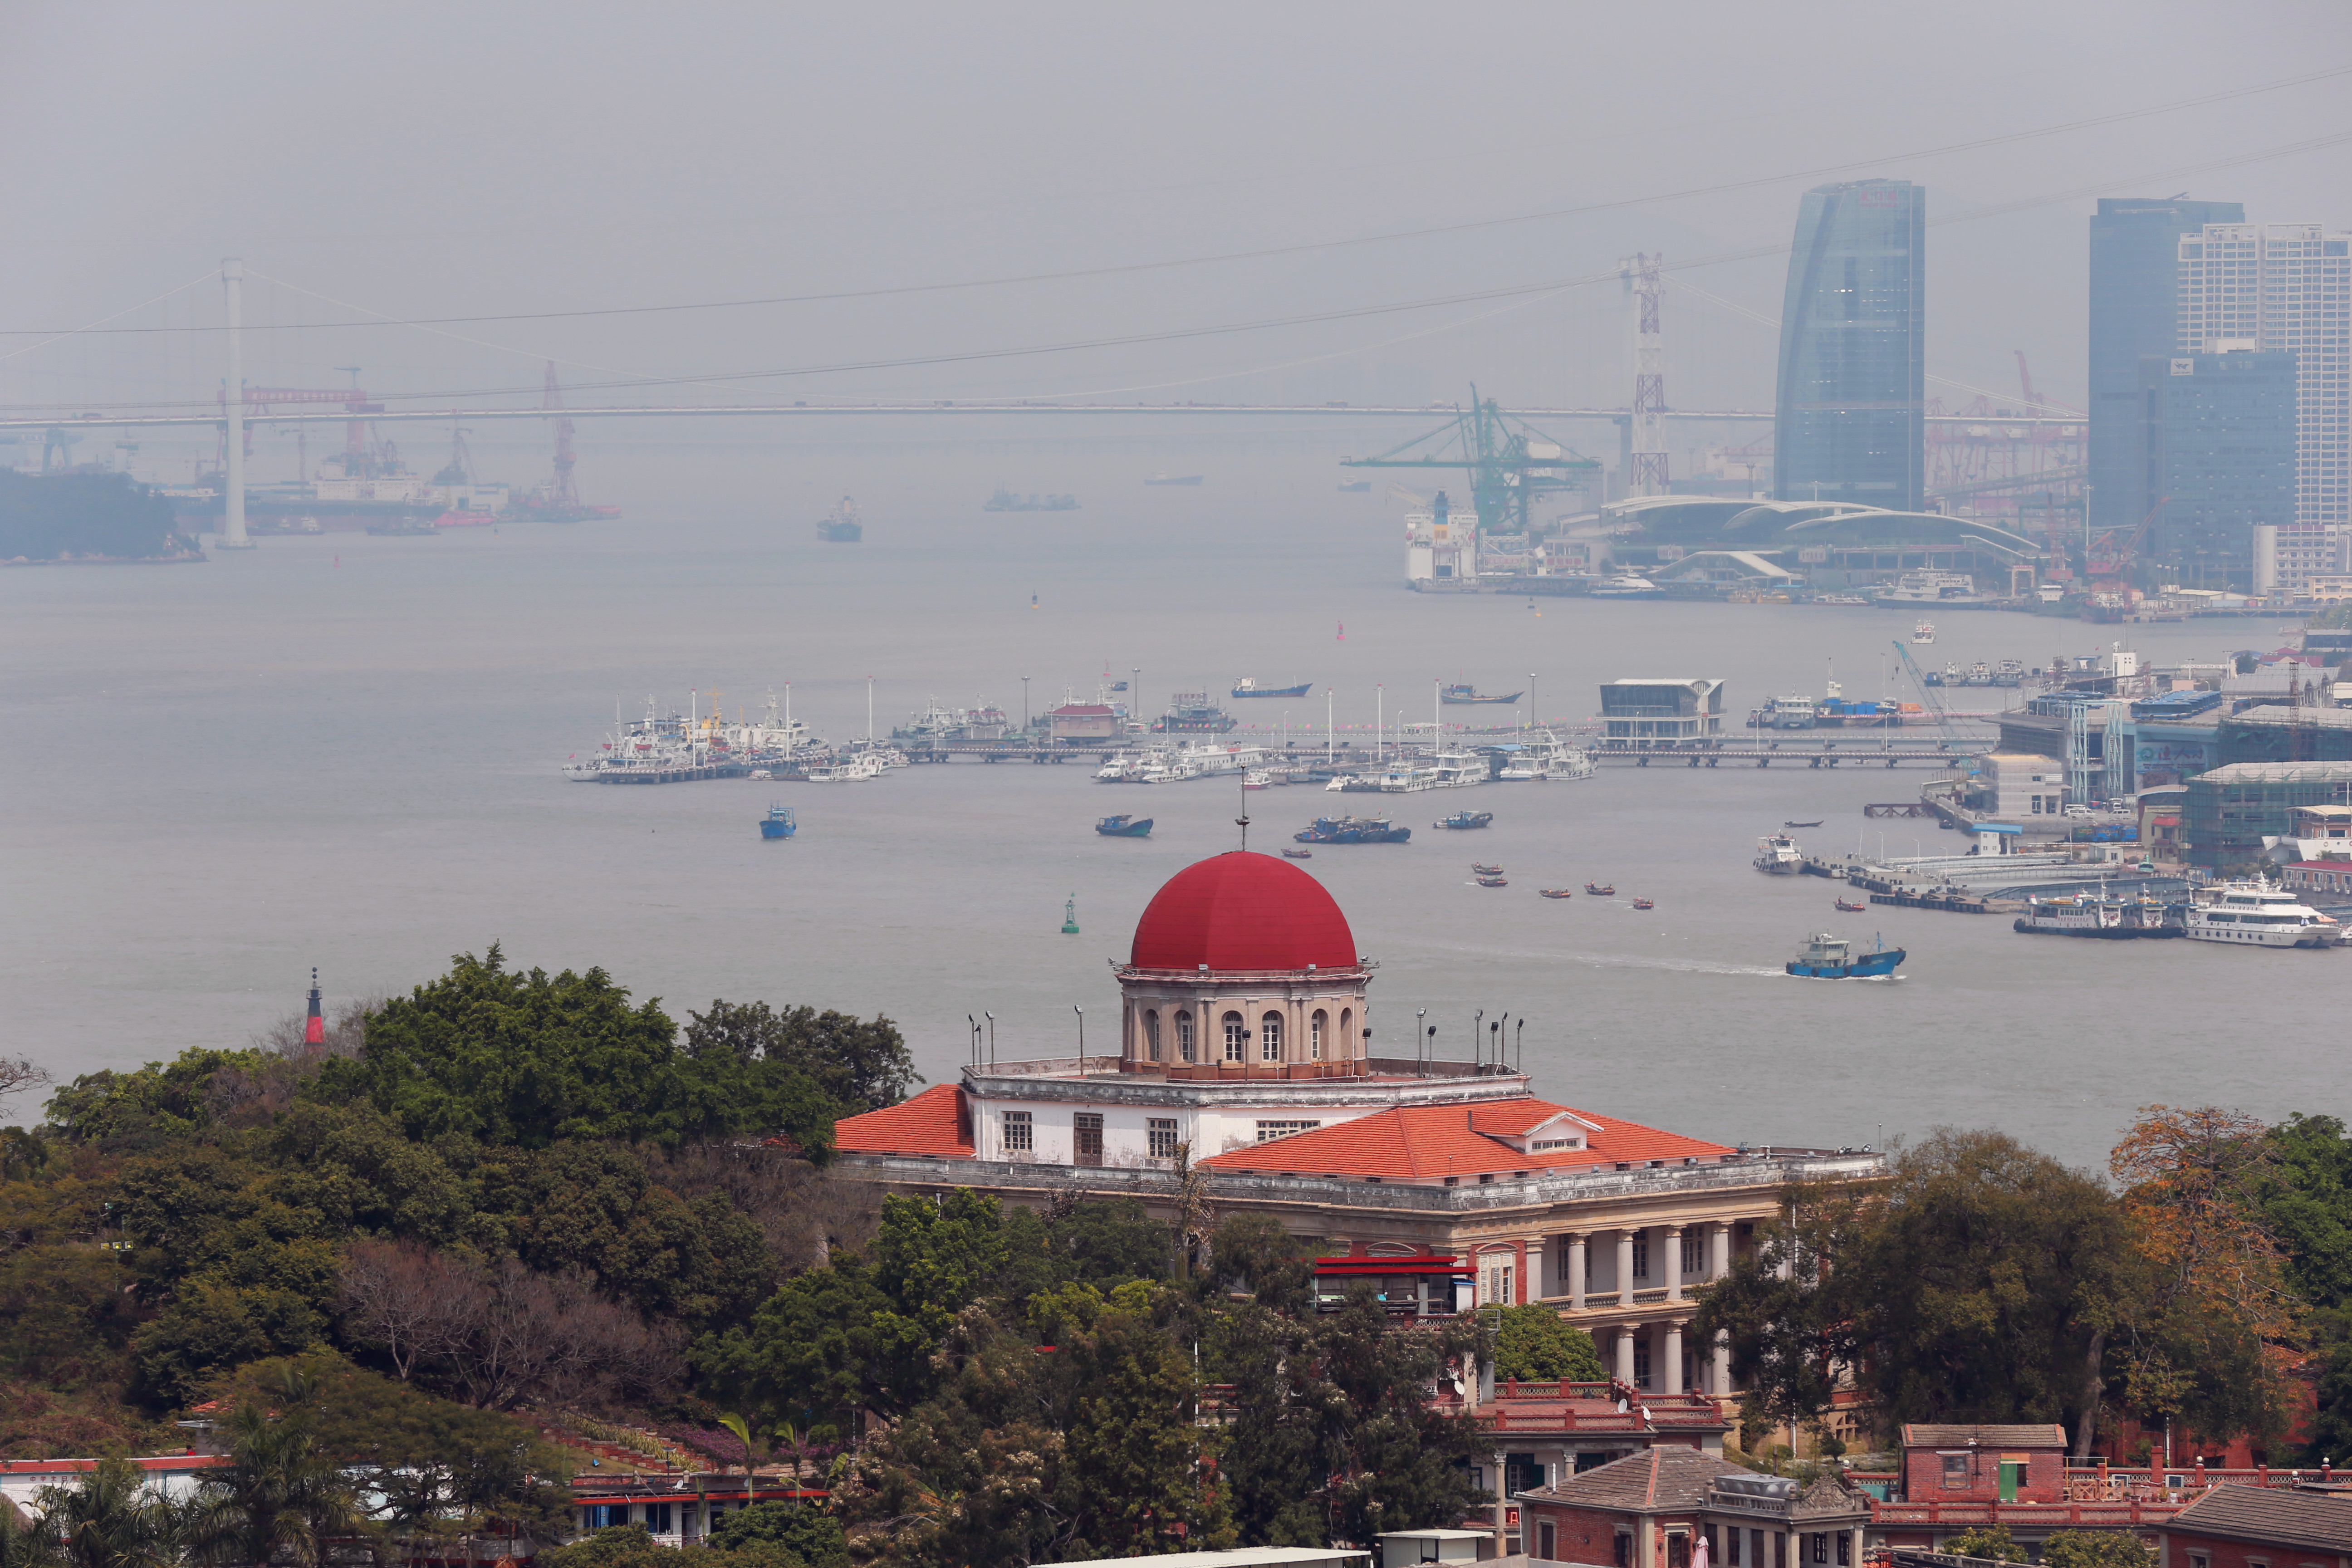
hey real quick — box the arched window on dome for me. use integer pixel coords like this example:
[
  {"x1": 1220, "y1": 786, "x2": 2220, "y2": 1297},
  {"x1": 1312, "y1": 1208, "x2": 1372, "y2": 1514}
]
[
  {"x1": 1221, "y1": 1012, "x2": 1247, "y2": 1062},
  {"x1": 1310, "y1": 1009, "x2": 1328, "y2": 1058},
  {"x1": 1144, "y1": 1010, "x2": 1161, "y2": 1061},
  {"x1": 1340, "y1": 1007, "x2": 1354, "y2": 1057},
  {"x1": 1175, "y1": 1010, "x2": 1194, "y2": 1062},
  {"x1": 1259, "y1": 1011, "x2": 1282, "y2": 1062}
]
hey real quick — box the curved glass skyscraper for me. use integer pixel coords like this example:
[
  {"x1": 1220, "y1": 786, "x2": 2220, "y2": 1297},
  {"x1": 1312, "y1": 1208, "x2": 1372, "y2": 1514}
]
[{"x1": 1773, "y1": 179, "x2": 1925, "y2": 511}]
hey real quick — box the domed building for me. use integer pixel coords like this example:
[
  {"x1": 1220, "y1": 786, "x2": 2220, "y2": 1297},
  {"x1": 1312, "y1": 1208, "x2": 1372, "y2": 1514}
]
[{"x1": 833, "y1": 849, "x2": 1882, "y2": 1429}]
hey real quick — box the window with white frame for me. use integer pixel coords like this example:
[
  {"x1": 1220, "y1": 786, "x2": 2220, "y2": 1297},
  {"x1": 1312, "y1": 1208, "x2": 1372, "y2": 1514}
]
[
  {"x1": 1311, "y1": 1009, "x2": 1327, "y2": 1057},
  {"x1": 1176, "y1": 1010, "x2": 1194, "y2": 1060},
  {"x1": 1260, "y1": 1011, "x2": 1282, "y2": 1060},
  {"x1": 1002, "y1": 1110, "x2": 1032, "y2": 1152},
  {"x1": 1681, "y1": 1232, "x2": 1703, "y2": 1278},
  {"x1": 1147, "y1": 1118, "x2": 1178, "y2": 1158},
  {"x1": 1255, "y1": 1120, "x2": 1320, "y2": 1142},
  {"x1": 1632, "y1": 1237, "x2": 1650, "y2": 1279},
  {"x1": 1144, "y1": 1010, "x2": 1161, "y2": 1060},
  {"x1": 1222, "y1": 1012, "x2": 1247, "y2": 1061}
]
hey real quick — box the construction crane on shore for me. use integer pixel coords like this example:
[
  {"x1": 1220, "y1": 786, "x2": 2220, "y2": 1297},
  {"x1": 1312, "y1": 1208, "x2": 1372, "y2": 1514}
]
[{"x1": 1340, "y1": 387, "x2": 1602, "y2": 538}]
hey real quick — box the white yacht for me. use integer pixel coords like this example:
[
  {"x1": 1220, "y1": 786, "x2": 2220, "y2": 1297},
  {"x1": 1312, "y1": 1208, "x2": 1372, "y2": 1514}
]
[
  {"x1": 1377, "y1": 748, "x2": 1487, "y2": 793},
  {"x1": 2182, "y1": 880, "x2": 2342, "y2": 949},
  {"x1": 1754, "y1": 833, "x2": 1803, "y2": 874},
  {"x1": 1496, "y1": 729, "x2": 1596, "y2": 782},
  {"x1": 1878, "y1": 570, "x2": 1980, "y2": 603},
  {"x1": 1589, "y1": 574, "x2": 1663, "y2": 599}
]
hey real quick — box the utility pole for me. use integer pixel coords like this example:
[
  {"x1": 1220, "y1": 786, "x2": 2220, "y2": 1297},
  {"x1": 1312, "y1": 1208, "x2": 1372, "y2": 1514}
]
[{"x1": 218, "y1": 259, "x2": 253, "y2": 550}]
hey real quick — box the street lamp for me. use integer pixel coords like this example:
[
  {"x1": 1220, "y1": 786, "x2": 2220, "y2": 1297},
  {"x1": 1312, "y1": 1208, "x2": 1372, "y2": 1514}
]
[
  {"x1": 1416, "y1": 1008, "x2": 1426, "y2": 1068},
  {"x1": 1022, "y1": 676, "x2": 1031, "y2": 731},
  {"x1": 1073, "y1": 1004, "x2": 1083, "y2": 1056}
]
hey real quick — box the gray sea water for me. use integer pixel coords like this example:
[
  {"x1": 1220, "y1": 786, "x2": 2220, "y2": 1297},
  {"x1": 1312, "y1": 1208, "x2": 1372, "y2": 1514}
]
[{"x1": 5, "y1": 460, "x2": 2341, "y2": 1171}]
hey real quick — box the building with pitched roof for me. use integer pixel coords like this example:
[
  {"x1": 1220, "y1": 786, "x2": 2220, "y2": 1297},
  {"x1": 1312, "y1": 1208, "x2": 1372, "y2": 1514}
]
[
  {"x1": 832, "y1": 850, "x2": 1883, "y2": 1415},
  {"x1": 1516, "y1": 1448, "x2": 1871, "y2": 1568},
  {"x1": 2154, "y1": 1484, "x2": 2352, "y2": 1568}
]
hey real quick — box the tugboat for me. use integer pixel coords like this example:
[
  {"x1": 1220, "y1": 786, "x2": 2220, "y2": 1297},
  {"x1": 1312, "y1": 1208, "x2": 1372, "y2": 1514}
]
[
  {"x1": 1834, "y1": 897, "x2": 1868, "y2": 912},
  {"x1": 1282, "y1": 847, "x2": 1313, "y2": 859},
  {"x1": 1476, "y1": 875, "x2": 1509, "y2": 888},
  {"x1": 1631, "y1": 897, "x2": 1655, "y2": 911},
  {"x1": 1471, "y1": 862, "x2": 1504, "y2": 876},
  {"x1": 1436, "y1": 810, "x2": 1494, "y2": 830},
  {"x1": 1584, "y1": 882, "x2": 1615, "y2": 896},
  {"x1": 1294, "y1": 815, "x2": 1412, "y2": 844},
  {"x1": 1095, "y1": 814, "x2": 1153, "y2": 838},
  {"x1": 759, "y1": 804, "x2": 798, "y2": 840},
  {"x1": 1784, "y1": 931, "x2": 1906, "y2": 979},
  {"x1": 1539, "y1": 888, "x2": 1573, "y2": 899}
]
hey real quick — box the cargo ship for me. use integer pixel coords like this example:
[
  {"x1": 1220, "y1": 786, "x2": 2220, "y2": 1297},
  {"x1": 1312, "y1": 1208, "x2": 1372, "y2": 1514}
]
[
  {"x1": 816, "y1": 495, "x2": 863, "y2": 542},
  {"x1": 1231, "y1": 679, "x2": 1312, "y2": 699},
  {"x1": 983, "y1": 486, "x2": 1078, "y2": 512},
  {"x1": 1439, "y1": 683, "x2": 1521, "y2": 705}
]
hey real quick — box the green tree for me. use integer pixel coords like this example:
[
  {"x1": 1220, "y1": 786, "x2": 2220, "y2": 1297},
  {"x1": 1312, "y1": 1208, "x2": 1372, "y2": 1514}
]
[
  {"x1": 705, "y1": 1502, "x2": 848, "y2": 1568},
  {"x1": 692, "y1": 1256, "x2": 910, "y2": 1432},
  {"x1": 682, "y1": 1002, "x2": 919, "y2": 1113},
  {"x1": 1694, "y1": 1131, "x2": 2139, "y2": 1449},
  {"x1": 0, "y1": 1504, "x2": 63, "y2": 1568},
  {"x1": 1942, "y1": 1526, "x2": 2029, "y2": 1562},
  {"x1": 2041, "y1": 1531, "x2": 2154, "y2": 1568},
  {"x1": 0, "y1": 1247, "x2": 144, "y2": 1391},
  {"x1": 183, "y1": 1397, "x2": 372, "y2": 1568},
  {"x1": 1492, "y1": 1304, "x2": 1604, "y2": 1382},
  {"x1": 1059, "y1": 1290, "x2": 1233, "y2": 1556},
  {"x1": 312, "y1": 947, "x2": 841, "y2": 1155},
  {"x1": 37, "y1": 1458, "x2": 180, "y2": 1568}
]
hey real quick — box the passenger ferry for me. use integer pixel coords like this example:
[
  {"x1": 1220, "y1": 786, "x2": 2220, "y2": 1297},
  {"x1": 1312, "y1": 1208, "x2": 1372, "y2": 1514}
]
[
  {"x1": 2182, "y1": 880, "x2": 2343, "y2": 949},
  {"x1": 1376, "y1": 749, "x2": 1488, "y2": 793},
  {"x1": 1496, "y1": 730, "x2": 1596, "y2": 781},
  {"x1": 2012, "y1": 893, "x2": 2180, "y2": 939},
  {"x1": 1754, "y1": 833, "x2": 1803, "y2": 874}
]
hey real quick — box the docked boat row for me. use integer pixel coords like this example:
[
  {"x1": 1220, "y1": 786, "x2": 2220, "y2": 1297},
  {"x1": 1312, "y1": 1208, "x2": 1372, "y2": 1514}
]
[
  {"x1": 2011, "y1": 879, "x2": 2342, "y2": 947},
  {"x1": 1294, "y1": 815, "x2": 1412, "y2": 844},
  {"x1": 1094, "y1": 742, "x2": 1269, "y2": 784}
]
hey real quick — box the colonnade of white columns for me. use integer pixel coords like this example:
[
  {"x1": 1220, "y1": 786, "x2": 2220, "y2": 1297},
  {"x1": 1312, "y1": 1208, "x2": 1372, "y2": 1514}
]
[{"x1": 1534, "y1": 1220, "x2": 1740, "y2": 1399}]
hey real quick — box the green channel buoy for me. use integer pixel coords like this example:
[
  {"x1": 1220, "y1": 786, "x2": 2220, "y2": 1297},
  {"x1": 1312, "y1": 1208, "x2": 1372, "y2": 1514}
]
[{"x1": 1061, "y1": 894, "x2": 1080, "y2": 935}]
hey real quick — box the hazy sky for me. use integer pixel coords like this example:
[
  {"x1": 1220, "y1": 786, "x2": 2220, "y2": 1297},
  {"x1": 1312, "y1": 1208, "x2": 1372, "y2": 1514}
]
[{"x1": 6, "y1": 1, "x2": 2349, "y2": 423}]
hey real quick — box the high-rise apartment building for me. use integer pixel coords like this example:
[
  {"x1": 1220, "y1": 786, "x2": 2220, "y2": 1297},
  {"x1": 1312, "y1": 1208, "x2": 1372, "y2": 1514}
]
[
  {"x1": 2137, "y1": 348, "x2": 2297, "y2": 590},
  {"x1": 1774, "y1": 180, "x2": 1926, "y2": 512},
  {"x1": 2178, "y1": 223, "x2": 2352, "y2": 565},
  {"x1": 2088, "y1": 197, "x2": 2244, "y2": 537}
]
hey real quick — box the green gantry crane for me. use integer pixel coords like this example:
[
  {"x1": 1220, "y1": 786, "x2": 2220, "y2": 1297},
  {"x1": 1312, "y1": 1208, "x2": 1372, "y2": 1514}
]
[{"x1": 1340, "y1": 387, "x2": 1602, "y2": 539}]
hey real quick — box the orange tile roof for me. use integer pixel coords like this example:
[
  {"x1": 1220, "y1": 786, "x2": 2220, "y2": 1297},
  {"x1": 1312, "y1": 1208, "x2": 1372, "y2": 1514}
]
[
  {"x1": 833, "y1": 1083, "x2": 973, "y2": 1158},
  {"x1": 1199, "y1": 1097, "x2": 1729, "y2": 1183}
]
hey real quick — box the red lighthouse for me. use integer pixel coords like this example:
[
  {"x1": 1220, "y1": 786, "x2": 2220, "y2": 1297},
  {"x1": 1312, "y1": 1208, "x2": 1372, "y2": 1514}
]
[{"x1": 304, "y1": 968, "x2": 324, "y2": 1048}]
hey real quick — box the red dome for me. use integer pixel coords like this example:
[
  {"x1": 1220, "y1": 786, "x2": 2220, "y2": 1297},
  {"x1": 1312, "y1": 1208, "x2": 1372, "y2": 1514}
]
[{"x1": 1129, "y1": 852, "x2": 1358, "y2": 972}]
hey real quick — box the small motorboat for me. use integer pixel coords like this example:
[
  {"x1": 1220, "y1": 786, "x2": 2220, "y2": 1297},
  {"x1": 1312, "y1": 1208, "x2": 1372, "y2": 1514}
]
[
  {"x1": 759, "y1": 804, "x2": 797, "y2": 840},
  {"x1": 1539, "y1": 888, "x2": 1573, "y2": 900},
  {"x1": 1584, "y1": 882, "x2": 1615, "y2": 897},
  {"x1": 1477, "y1": 875, "x2": 1508, "y2": 888},
  {"x1": 1471, "y1": 863, "x2": 1504, "y2": 876},
  {"x1": 1631, "y1": 897, "x2": 1655, "y2": 911},
  {"x1": 1282, "y1": 848, "x2": 1313, "y2": 859},
  {"x1": 1095, "y1": 814, "x2": 1154, "y2": 838},
  {"x1": 1242, "y1": 769, "x2": 1272, "y2": 791},
  {"x1": 1835, "y1": 898, "x2": 1868, "y2": 912},
  {"x1": 1436, "y1": 810, "x2": 1494, "y2": 830},
  {"x1": 1784, "y1": 820, "x2": 1823, "y2": 828}
]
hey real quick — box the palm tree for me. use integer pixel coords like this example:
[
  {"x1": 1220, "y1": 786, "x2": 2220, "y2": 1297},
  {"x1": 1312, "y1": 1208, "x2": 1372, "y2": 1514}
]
[
  {"x1": 183, "y1": 1404, "x2": 372, "y2": 1568},
  {"x1": 35, "y1": 1460, "x2": 176, "y2": 1568},
  {"x1": 0, "y1": 1500, "x2": 65, "y2": 1568}
]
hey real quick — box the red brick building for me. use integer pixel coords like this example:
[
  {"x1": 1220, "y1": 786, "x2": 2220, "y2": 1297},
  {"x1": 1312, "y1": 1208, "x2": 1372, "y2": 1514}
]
[
  {"x1": 1897, "y1": 1425, "x2": 2070, "y2": 1505},
  {"x1": 1517, "y1": 1448, "x2": 1869, "y2": 1568},
  {"x1": 2153, "y1": 1485, "x2": 2352, "y2": 1568}
]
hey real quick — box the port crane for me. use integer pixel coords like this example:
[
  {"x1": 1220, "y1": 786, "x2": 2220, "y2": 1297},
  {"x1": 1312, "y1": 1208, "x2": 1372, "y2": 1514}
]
[
  {"x1": 2083, "y1": 497, "x2": 2168, "y2": 591},
  {"x1": 1339, "y1": 387, "x2": 1601, "y2": 539},
  {"x1": 1891, "y1": 638, "x2": 1972, "y2": 755}
]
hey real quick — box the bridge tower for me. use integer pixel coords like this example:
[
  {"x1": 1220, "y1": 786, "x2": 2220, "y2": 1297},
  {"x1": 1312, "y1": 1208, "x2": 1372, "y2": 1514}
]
[{"x1": 1622, "y1": 253, "x2": 1669, "y2": 498}]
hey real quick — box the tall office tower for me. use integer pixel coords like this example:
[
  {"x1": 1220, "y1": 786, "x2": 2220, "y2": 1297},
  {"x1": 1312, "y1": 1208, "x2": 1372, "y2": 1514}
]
[
  {"x1": 2087, "y1": 197, "x2": 2244, "y2": 537},
  {"x1": 2179, "y1": 223, "x2": 2352, "y2": 568},
  {"x1": 2138, "y1": 348, "x2": 2297, "y2": 590},
  {"x1": 1773, "y1": 179, "x2": 1926, "y2": 511}
]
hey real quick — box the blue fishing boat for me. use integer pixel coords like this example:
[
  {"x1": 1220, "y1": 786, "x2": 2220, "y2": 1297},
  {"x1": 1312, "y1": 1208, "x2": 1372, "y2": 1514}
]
[
  {"x1": 1096, "y1": 814, "x2": 1153, "y2": 838},
  {"x1": 1435, "y1": 810, "x2": 1494, "y2": 830},
  {"x1": 759, "y1": 804, "x2": 797, "y2": 839},
  {"x1": 1294, "y1": 815, "x2": 1411, "y2": 844},
  {"x1": 1784, "y1": 931, "x2": 1904, "y2": 979}
]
